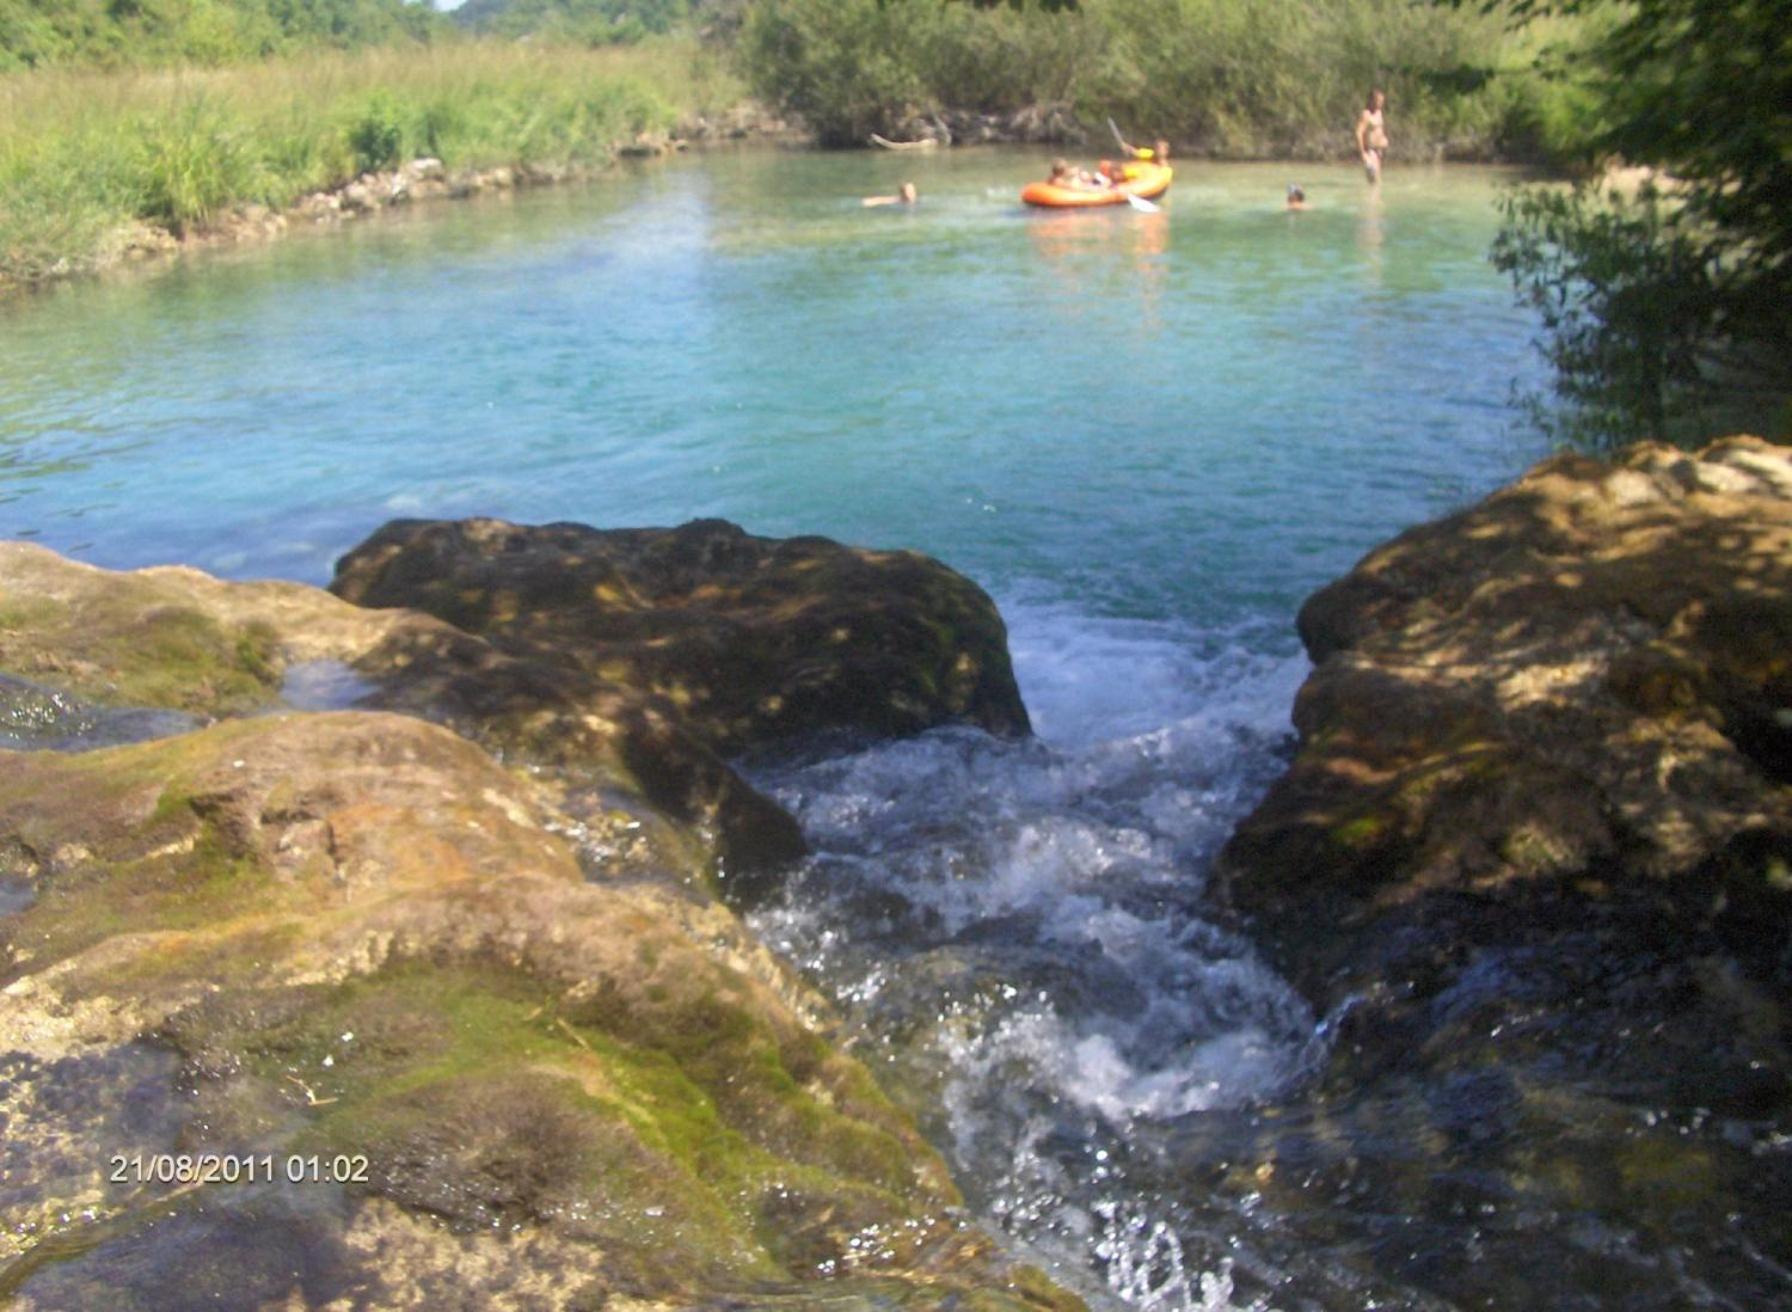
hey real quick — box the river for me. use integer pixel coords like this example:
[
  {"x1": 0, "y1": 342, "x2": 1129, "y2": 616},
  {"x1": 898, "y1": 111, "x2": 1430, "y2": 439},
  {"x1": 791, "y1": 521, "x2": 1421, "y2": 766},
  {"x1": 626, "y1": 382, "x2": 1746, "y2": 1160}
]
[{"x1": 2, "y1": 148, "x2": 1559, "y2": 1309}]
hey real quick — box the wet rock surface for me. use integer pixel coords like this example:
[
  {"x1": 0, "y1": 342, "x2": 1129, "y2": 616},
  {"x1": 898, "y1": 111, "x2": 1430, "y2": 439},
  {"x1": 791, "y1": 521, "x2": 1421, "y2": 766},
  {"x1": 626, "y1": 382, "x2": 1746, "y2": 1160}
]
[
  {"x1": 0, "y1": 535, "x2": 1070, "y2": 1309},
  {"x1": 329, "y1": 516, "x2": 1030, "y2": 751},
  {"x1": 1, "y1": 521, "x2": 1026, "y2": 889},
  {"x1": 1221, "y1": 435, "x2": 1792, "y2": 988},
  {"x1": 0, "y1": 674, "x2": 201, "y2": 752},
  {"x1": 1206, "y1": 436, "x2": 1792, "y2": 1305}
]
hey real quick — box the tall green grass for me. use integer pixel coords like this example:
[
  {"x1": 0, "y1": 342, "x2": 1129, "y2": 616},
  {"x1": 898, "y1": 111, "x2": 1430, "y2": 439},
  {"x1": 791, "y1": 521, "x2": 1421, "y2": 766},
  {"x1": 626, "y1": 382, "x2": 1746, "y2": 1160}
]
[
  {"x1": 0, "y1": 0, "x2": 448, "y2": 73},
  {"x1": 0, "y1": 38, "x2": 742, "y2": 283},
  {"x1": 739, "y1": 0, "x2": 1593, "y2": 158}
]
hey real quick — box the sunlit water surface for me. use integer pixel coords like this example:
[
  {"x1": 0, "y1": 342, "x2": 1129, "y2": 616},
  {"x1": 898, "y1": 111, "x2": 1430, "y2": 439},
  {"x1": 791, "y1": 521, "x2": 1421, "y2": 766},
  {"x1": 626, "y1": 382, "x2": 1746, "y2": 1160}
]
[{"x1": 2, "y1": 150, "x2": 1565, "y2": 1309}]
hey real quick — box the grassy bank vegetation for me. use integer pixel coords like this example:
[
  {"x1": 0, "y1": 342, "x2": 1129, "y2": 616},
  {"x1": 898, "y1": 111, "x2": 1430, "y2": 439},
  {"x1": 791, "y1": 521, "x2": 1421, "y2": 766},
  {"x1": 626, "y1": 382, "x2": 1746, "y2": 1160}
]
[
  {"x1": 0, "y1": 0, "x2": 445, "y2": 71},
  {"x1": 737, "y1": 0, "x2": 1595, "y2": 158},
  {"x1": 0, "y1": 38, "x2": 741, "y2": 283}
]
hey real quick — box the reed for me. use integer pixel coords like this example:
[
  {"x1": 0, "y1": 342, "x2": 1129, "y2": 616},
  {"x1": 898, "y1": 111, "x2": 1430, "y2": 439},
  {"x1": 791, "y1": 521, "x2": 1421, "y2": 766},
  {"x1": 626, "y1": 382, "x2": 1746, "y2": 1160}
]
[{"x1": 0, "y1": 38, "x2": 742, "y2": 282}]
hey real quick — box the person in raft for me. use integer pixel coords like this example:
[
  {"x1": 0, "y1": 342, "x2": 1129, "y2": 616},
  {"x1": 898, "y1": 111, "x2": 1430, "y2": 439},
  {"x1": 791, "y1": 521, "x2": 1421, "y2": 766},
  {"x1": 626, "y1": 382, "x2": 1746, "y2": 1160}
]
[
  {"x1": 1113, "y1": 130, "x2": 1172, "y2": 165},
  {"x1": 862, "y1": 182, "x2": 918, "y2": 207},
  {"x1": 1286, "y1": 184, "x2": 1309, "y2": 210},
  {"x1": 1355, "y1": 89, "x2": 1389, "y2": 184},
  {"x1": 1047, "y1": 159, "x2": 1108, "y2": 191}
]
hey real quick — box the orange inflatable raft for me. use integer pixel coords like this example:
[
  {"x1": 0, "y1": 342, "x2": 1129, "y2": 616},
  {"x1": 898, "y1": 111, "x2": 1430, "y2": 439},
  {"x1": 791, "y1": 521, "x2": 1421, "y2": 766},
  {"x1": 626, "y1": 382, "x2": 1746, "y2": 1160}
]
[{"x1": 1021, "y1": 162, "x2": 1173, "y2": 208}]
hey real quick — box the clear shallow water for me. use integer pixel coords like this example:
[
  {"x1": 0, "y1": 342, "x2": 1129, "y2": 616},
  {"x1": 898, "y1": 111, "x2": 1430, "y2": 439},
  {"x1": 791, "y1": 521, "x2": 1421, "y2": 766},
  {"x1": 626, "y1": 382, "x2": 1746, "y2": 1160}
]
[
  {"x1": 0, "y1": 150, "x2": 1536, "y2": 621},
  {"x1": 2, "y1": 151, "x2": 1557, "y2": 1308}
]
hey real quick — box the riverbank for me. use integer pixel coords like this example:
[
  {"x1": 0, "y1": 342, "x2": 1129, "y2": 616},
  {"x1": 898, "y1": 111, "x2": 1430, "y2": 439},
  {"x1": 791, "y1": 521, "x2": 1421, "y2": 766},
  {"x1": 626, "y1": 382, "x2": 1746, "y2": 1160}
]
[{"x1": 0, "y1": 38, "x2": 773, "y2": 294}]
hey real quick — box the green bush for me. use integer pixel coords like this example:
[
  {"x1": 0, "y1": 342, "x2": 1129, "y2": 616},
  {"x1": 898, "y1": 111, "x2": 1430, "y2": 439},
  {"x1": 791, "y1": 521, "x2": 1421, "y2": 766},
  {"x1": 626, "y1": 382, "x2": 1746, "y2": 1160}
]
[
  {"x1": 736, "y1": 0, "x2": 1576, "y2": 158},
  {"x1": 0, "y1": 0, "x2": 447, "y2": 71},
  {"x1": 1486, "y1": 0, "x2": 1792, "y2": 450},
  {"x1": 348, "y1": 91, "x2": 406, "y2": 172},
  {"x1": 739, "y1": 0, "x2": 932, "y2": 145}
]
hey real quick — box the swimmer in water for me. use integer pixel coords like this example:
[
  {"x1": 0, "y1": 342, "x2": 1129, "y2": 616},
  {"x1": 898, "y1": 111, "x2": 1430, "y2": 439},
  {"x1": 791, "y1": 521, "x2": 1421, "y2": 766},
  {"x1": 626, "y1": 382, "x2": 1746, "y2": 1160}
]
[{"x1": 862, "y1": 182, "x2": 919, "y2": 207}]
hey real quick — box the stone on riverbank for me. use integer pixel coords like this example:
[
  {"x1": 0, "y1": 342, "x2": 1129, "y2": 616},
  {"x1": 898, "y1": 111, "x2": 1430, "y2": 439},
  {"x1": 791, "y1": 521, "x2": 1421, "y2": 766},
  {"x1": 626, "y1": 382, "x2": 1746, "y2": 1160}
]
[
  {"x1": 1204, "y1": 437, "x2": 1792, "y2": 1293},
  {"x1": 329, "y1": 516, "x2": 1030, "y2": 752},
  {"x1": 0, "y1": 527, "x2": 1069, "y2": 1307},
  {"x1": 1222, "y1": 435, "x2": 1792, "y2": 958},
  {"x1": 0, "y1": 713, "x2": 1073, "y2": 1309}
]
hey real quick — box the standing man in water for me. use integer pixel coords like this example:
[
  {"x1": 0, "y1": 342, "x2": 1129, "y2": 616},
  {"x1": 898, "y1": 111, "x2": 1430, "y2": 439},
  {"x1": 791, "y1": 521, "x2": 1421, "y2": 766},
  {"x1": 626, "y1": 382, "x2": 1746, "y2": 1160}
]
[{"x1": 1355, "y1": 89, "x2": 1389, "y2": 184}]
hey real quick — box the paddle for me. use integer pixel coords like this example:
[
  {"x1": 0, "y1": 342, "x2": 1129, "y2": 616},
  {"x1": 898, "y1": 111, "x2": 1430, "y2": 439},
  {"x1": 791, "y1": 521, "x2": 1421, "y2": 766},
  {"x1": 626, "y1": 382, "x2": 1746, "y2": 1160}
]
[
  {"x1": 1108, "y1": 116, "x2": 1131, "y2": 154},
  {"x1": 1125, "y1": 192, "x2": 1160, "y2": 214}
]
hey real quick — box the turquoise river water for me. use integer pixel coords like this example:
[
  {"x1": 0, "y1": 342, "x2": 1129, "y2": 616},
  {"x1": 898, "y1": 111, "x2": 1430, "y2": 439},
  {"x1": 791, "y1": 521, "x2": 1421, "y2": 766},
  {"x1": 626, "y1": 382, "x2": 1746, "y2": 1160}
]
[{"x1": 0, "y1": 149, "x2": 1595, "y2": 1310}]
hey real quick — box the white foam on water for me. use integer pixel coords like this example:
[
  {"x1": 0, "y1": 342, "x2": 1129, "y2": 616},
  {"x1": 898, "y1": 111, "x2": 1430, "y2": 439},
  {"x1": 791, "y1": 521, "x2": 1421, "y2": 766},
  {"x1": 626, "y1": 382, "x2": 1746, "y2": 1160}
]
[{"x1": 746, "y1": 600, "x2": 1320, "y2": 1309}]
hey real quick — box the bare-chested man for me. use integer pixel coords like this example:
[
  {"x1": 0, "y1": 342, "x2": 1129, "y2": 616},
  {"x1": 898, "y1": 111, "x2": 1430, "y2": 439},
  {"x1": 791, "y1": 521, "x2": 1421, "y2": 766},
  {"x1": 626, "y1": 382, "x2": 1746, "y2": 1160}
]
[{"x1": 1355, "y1": 89, "x2": 1389, "y2": 184}]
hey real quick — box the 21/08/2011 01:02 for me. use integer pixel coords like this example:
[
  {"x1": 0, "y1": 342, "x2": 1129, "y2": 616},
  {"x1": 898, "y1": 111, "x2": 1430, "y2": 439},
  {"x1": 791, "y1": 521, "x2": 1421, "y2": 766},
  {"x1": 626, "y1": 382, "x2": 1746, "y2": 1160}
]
[{"x1": 109, "y1": 1153, "x2": 371, "y2": 1185}]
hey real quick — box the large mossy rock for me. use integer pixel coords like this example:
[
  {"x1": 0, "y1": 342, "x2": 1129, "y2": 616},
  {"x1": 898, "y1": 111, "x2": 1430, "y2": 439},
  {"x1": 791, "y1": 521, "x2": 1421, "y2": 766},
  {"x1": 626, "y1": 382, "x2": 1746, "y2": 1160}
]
[
  {"x1": 0, "y1": 531, "x2": 1067, "y2": 1308},
  {"x1": 1193, "y1": 439, "x2": 1792, "y2": 1298},
  {"x1": 328, "y1": 516, "x2": 1031, "y2": 751},
  {"x1": 0, "y1": 541, "x2": 803, "y2": 885},
  {"x1": 0, "y1": 517, "x2": 1030, "y2": 894},
  {"x1": 1221, "y1": 436, "x2": 1792, "y2": 955},
  {"x1": 0, "y1": 714, "x2": 1073, "y2": 1310}
]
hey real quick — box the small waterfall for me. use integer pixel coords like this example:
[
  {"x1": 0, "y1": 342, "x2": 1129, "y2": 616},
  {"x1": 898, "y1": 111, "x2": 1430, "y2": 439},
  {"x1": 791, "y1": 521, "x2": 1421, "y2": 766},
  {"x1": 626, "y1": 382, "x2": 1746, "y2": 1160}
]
[{"x1": 748, "y1": 601, "x2": 1322, "y2": 1309}]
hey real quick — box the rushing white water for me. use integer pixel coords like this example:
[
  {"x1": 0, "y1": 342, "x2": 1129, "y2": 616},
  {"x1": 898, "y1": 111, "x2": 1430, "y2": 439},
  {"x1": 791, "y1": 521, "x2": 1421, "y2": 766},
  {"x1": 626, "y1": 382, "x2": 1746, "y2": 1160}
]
[{"x1": 747, "y1": 601, "x2": 1326, "y2": 1310}]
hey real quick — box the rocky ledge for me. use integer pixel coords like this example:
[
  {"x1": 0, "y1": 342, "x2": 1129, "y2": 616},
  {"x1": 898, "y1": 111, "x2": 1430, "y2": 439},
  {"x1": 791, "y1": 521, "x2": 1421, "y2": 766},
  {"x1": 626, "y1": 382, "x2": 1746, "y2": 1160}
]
[
  {"x1": 1205, "y1": 436, "x2": 1792, "y2": 1293},
  {"x1": 0, "y1": 520, "x2": 1062, "y2": 1310},
  {"x1": 1221, "y1": 435, "x2": 1792, "y2": 983}
]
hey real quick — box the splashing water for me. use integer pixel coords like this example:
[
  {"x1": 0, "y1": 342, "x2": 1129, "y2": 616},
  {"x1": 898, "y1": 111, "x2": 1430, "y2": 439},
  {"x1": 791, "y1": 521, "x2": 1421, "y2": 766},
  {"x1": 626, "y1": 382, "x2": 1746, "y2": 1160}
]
[{"x1": 747, "y1": 603, "x2": 1322, "y2": 1308}]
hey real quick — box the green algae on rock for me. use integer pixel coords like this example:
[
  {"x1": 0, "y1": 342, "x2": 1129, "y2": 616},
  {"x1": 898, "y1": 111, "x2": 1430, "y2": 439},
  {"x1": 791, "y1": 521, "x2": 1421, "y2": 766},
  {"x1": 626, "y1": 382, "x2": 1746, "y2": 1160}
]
[{"x1": 0, "y1": 712, "x2": 1076, "y2": 1311}]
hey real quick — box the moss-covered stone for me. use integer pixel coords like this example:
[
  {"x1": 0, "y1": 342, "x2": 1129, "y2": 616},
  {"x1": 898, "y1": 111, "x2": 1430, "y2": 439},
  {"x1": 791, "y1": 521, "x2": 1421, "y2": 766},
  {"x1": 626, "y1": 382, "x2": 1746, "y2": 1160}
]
[
  {"x1": 1193, "y1": 438, "x2": 1792, "y2": 1297},
  {"x1": 0, "y1": 713, "x2": 1073, "y2": 1309},
  {"x1": 0, "y1": 541, "x2": 803, "y2": 882}
]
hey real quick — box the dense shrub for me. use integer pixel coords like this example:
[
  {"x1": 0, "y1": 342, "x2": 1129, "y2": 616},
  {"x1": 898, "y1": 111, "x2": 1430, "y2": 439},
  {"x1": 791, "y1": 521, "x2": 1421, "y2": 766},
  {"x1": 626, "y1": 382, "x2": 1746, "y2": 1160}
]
[
  {"x1": 348, "y1": 90, "x2": 406, "y2": 172},
  {"x1": 738, "y1": 0, "x2": 1576, "y2": 158},
  {"x1": 1485, "y1": 0, "x2": 1792, "y2": 448},
  {"x1": 0, "y1": 0, "x2": 445, "y2": 71}
]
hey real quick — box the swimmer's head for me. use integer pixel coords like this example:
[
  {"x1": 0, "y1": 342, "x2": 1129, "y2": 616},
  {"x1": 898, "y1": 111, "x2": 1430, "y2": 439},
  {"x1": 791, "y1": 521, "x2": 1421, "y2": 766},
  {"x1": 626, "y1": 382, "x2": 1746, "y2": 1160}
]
[
  {"x1": 899, "y1": 182, "x2": 918, "y2": 203},
  {"x1": 1367, "y1": 88, "x2": 1386, "y2": 110}
]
